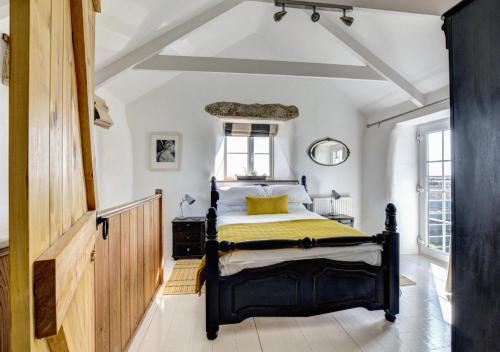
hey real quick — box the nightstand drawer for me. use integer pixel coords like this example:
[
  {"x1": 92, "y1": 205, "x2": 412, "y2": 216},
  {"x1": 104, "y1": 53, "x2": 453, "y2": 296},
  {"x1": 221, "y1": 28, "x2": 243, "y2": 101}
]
[
  {"x1": 173, "y1": 222, "x2": 203, "y2": 234},
  {"x1": 175, "y1": 244, "x2": 202, "y2": 257},
  {"x1": 175, "y1": 232, "x2": 202, "y2": 244}
]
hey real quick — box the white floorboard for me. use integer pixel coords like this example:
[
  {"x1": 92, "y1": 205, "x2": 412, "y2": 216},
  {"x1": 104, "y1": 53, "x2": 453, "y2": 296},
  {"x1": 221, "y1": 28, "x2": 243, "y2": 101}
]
[{"x1": 128, "y1": 255, "x2": 451, "y2": 352}]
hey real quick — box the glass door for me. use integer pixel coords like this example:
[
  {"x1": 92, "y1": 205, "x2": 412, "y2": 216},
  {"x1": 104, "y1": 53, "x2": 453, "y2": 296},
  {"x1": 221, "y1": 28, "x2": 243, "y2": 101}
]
[{"x1": 418, "y1": 120, "x2": 452, "y2": 261}]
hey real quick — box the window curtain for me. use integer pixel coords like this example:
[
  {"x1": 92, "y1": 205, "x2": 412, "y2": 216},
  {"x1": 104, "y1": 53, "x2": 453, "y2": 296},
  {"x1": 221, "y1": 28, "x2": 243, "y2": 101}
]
[{"x1": 224, "y1": 123, "x2": 278, "y2": 137}]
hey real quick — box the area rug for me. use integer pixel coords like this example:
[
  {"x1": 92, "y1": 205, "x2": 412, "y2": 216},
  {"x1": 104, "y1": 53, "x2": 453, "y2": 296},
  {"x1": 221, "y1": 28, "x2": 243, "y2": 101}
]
[
  {"x1": 164, "y1": 259, "x2": 204, "y2": 295},
  {"x1": 164, "y1": 259, "x2": 416, "y2": 295}
]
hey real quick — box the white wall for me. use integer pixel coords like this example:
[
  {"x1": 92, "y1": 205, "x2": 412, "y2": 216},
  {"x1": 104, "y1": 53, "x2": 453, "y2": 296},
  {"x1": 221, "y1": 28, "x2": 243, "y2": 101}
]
[
  {"x1": 291, "y1": 89, "x2": 364, "y2": 225},
  {"x1": 362, "y1": 122, "x2": 418, "y2": 254},
  {"x1": 387, "y1": 124, "x2": 419, "y2": 254},
  {"x1": 362, "y1": 116, "x2": 447, "y2": 255},
  {"x1": 127, "y1": 73, "x2": 364, "y2": 257},
  {"x1": 94, "y1": 89, "x2": 134, "y2": 210},
  {"x1": 362, "y1": 122, "x2": 393, "y2": 239}
]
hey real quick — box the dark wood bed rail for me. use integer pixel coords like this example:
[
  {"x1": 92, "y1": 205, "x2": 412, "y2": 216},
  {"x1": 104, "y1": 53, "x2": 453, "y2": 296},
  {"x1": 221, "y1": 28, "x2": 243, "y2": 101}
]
[
  {"x1": 219, "y1": 235, "x2": 383, "y2": 252},
  {"x1": 207, "y1": 205, "x2": 397, "y2": 253}
]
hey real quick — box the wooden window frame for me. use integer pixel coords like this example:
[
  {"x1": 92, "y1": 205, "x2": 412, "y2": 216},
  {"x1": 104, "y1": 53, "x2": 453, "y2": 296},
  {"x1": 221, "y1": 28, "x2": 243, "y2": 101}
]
[{"x1": 223, "y1": 136, "x2": 274, "y2": 180}]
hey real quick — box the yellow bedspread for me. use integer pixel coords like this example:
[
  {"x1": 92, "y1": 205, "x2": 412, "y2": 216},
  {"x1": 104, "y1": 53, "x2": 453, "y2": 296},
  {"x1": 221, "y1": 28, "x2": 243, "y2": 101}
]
[{"x1": 196, "y1": 219, "x2": 368, "y2": 292}]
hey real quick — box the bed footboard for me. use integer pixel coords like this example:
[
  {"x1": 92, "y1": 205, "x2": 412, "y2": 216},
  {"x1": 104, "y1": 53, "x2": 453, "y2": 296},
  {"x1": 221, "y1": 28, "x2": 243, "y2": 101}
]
[
  {"x1": 205, "y1": 199, "x2": 399, "y2": 340},
  {"x1": 218, "y1": 259, "x2": 385, "y2": 324}
]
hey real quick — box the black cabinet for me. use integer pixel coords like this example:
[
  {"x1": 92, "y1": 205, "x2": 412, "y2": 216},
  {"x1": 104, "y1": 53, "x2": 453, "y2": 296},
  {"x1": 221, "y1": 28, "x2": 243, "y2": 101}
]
[
  {"x1": 172, "y1": 217, "x2": 205, "y2": 260},
  {"x1": 443, "y1": 1, "x2": 500, "y2": 350}
]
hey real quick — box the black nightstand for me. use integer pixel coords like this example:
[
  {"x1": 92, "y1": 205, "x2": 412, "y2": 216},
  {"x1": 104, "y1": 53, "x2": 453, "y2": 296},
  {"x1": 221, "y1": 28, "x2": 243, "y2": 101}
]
[
  {"x1": 172, "y1": 217, "x2": 206, "y2": 260},
  {"x1": 321, "y1": 214, "x2": 355, "y2": 227}
]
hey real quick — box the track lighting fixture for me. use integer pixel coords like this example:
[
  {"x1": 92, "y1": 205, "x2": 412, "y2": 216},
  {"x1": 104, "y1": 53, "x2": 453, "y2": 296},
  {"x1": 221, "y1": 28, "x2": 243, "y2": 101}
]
[
  {"x1": 340, "y1": 9, "x2": 354, "y2": 27},
  {"x1": 274, "y1": 3, "x2": 287, "y2": 22},
  {"x1": 311, "y1": 6, "x2": 320, "y2": 22},
  {"x1": 274, "y1": 1, "x2": 354, "y2": 26}
]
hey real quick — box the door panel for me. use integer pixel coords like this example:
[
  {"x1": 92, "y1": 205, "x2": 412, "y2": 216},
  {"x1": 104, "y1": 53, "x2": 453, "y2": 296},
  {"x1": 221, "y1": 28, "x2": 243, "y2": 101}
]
[{"x1": 10, "y1": 0, "x2": 98, "y2": 351}]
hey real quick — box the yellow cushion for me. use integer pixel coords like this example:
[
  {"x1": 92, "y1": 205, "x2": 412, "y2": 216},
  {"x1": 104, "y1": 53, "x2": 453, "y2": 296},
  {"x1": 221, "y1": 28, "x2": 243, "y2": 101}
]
[{"x1": 246, "y1": 195, "x2": 289, "y2": 215}]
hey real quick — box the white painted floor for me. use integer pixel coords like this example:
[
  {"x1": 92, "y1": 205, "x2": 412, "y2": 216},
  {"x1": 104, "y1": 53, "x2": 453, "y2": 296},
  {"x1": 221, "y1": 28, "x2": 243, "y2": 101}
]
[{"x1": 128, "y1": 255, "x2": 451, "y2": 352}]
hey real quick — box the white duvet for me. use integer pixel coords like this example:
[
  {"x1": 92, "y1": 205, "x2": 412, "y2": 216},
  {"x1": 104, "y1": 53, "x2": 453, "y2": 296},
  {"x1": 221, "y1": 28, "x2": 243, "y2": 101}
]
[{"x1": 217, "y1": 208, "x2": 383, "y2": 276}]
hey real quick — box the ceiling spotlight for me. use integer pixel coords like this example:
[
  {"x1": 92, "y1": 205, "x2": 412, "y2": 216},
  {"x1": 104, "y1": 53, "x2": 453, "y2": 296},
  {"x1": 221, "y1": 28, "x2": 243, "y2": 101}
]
[
  {"x1": 340, "y1": 9, "x2": 354, "y2": 26},
  {"x1": 311, "y1": 6, "x2": 320, "y2": 22},
  {"x1": 274, "y1": 4, "x2": 287, "y2": 22}
]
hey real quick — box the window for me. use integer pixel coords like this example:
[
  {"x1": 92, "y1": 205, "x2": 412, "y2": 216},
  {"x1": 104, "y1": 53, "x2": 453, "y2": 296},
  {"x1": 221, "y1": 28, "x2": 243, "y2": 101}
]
[
  {"x1": 418, "y1": 120, "x2": 452, "y2": 258},
  {"x1": 224, "y1": 136, "x2": 273, "y2": 180}
]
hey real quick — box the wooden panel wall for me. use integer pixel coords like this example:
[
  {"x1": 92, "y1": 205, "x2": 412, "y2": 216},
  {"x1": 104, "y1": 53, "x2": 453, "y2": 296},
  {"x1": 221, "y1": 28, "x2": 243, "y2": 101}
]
[
  {"x1": 0, "y1": 248, "x2": 9, "y2": 352},
  {"x1": 95, "y1": 197, "x2": 163, "y2": 352}
]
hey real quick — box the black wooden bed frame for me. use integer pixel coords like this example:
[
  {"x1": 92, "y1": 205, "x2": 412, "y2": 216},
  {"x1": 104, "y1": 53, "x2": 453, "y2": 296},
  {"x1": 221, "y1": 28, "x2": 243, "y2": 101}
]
[{"x1": 205, "y1": 176, "x2": 399, "y2": 340}]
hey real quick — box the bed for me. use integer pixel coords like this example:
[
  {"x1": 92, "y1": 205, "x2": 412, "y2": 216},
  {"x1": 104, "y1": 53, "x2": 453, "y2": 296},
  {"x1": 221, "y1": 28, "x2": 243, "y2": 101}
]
[{"x1": 204, "y1": 176, "x2": 399, "y2": 340}]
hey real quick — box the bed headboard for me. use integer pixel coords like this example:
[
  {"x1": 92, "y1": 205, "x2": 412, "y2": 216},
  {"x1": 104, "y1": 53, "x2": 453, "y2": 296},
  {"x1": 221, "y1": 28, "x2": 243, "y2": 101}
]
[{"x1": 210, "y1": 176, "x2": 308, "y2": 209}]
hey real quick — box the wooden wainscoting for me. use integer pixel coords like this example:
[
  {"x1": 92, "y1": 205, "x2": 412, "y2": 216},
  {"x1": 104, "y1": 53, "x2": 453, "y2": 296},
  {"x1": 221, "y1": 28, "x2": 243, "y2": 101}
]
[
  {"x1": 0, "y1": 245, "x2": 8, "y2": 352},
  {"x1": 95, "y1": 191, "x2": 164, "y2": 352}
]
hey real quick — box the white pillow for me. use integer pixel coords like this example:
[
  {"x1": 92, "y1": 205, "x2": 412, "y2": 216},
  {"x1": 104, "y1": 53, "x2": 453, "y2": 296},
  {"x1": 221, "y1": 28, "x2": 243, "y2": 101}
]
[
  {"x1": 288, "y1": 203, "x2": 307, "y2": 211},
  {"x1": 264, "y1": 185, "x2": 312, "y2": 204},
  {"x1": 217, "y1": 204, "x2": 248, "y2": 214},
  {"x1": 218, "y1": 185, "x2": 267, "y2": 206}
]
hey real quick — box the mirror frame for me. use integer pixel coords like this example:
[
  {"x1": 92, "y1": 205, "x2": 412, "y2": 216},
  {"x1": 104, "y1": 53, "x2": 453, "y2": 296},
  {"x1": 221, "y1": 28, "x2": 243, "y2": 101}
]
[{"x1": 308, "y1": 137, "x2": 350, "y2": 166}]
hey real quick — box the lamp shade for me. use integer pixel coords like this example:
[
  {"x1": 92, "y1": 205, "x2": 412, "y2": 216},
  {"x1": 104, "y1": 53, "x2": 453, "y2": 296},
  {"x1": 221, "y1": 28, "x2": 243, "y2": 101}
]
[
  {"x1": 331, "y1": 190, "x2": 341, "y2": 200},
  {"x1": 183, "y1": 194, "x2": 195, "y2": 205}
]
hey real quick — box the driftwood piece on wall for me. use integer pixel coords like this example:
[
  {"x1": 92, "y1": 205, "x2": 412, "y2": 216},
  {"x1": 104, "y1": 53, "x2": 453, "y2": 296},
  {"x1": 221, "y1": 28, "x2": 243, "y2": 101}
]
[{"x1": 205, "y1": 102, "x2": 299, "y2": 121}]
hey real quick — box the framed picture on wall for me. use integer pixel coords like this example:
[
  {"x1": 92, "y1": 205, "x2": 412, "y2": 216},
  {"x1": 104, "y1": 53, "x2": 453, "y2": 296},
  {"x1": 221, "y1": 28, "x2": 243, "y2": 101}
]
[{"x1": 150, "y1": 132, "x2": 181, "y2": 170}]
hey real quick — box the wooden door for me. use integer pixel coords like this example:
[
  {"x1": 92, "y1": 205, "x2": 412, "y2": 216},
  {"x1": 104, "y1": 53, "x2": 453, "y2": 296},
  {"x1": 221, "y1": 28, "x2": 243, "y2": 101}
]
[{"x1": 9, "y1": 0, "x2": 100, "y2": 351}]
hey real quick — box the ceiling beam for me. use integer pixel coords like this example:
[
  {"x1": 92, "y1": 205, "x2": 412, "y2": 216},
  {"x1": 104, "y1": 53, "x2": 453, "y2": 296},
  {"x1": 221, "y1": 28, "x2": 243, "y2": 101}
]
[
  {"x1": 316, "y1": 14, "x2": 425, "y2": 106},
  {"x1": 95, "y1": 0, "x2": 244, "y2": 87},
  {"x1": 134, "y1": 55, "x2": 385, "y2": 81},
  {"x1": 253, "y1": 0, "x2": 458, "y2": 16},
  {"x1": 96, "y1": 0, "x2": 456, "y2": 87}
]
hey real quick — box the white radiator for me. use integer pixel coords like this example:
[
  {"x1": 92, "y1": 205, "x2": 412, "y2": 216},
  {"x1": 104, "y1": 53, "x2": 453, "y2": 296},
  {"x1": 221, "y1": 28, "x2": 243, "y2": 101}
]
[{"x1": 312, "y1": 197, "x2": 353, "y2": 216}]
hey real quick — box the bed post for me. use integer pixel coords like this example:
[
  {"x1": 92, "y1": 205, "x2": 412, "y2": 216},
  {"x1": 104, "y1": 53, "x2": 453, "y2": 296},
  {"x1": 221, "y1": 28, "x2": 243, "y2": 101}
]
[
  {"x1": 210, "y1": 176, "x2": 219, "y2": 209},
  {"x1": 383, "y1": 203, "x2": 400, "y2": 322},
  {"x1": 301, "y1": 176, "x2": 312, "y2": 210},
  {"x1": 206, "y1": 207, "x2": 219, "y2": 340}
]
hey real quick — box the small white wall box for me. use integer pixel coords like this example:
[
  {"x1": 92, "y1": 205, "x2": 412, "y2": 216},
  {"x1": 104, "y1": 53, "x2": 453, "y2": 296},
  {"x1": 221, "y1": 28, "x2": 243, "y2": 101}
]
[{"x1": 94, "y1": 95, "x2": 114, "y2": 129}]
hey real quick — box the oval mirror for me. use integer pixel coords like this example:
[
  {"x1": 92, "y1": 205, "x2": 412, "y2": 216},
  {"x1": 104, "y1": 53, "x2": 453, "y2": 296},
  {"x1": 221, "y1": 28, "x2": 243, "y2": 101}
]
[{"x1": 308, "y1": 138, "x2": 350, "y2": 166}]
